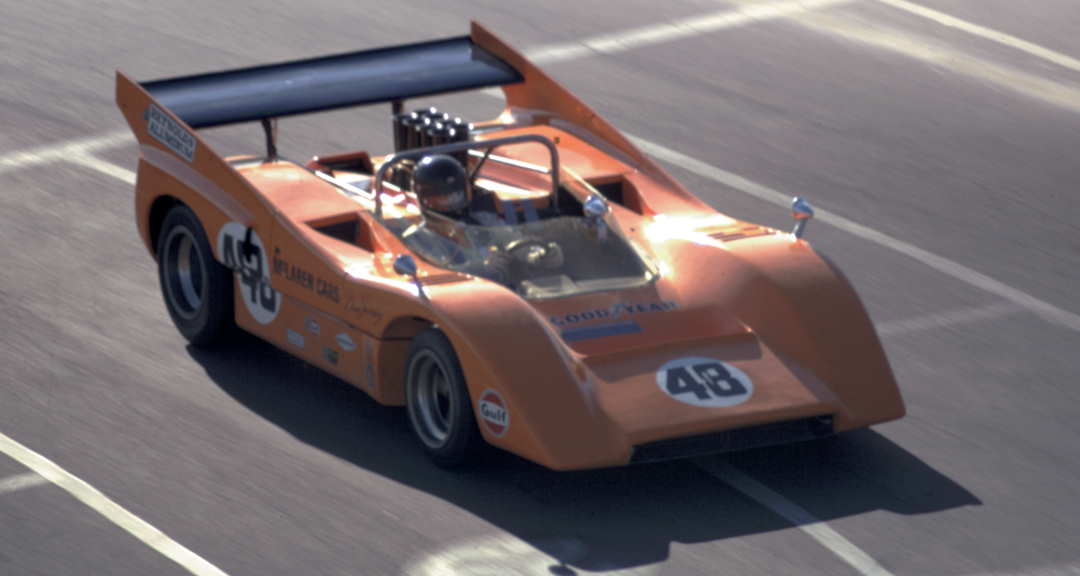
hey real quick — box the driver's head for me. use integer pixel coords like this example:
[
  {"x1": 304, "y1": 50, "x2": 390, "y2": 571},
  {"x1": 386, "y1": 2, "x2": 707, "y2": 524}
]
[{"x1": 413, "y1": 154, "x2": 468, "y2": 217}]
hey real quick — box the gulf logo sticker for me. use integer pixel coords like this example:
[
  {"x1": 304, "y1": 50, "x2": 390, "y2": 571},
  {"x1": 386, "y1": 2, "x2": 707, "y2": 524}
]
[
  {"x1": 478, "y1": 389, "x2": 509, "y2": 438},
  {"x1": 657, "y1": 357, "x2": 754, "y2": 408}
]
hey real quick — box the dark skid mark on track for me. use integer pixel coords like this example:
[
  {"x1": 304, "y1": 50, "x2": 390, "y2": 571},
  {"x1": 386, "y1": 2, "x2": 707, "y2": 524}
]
[{"x1": 188, "y1": 338, "x2": 979, "y2": 571}]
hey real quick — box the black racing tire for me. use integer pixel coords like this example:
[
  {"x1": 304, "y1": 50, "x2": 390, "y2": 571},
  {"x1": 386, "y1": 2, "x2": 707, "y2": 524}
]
[
  {"x1": 405, "y1": 328, "x2": 484, "y2": 468},
  {"x1": 157, "y1": 204, "x2": 237, "y2": 347}
]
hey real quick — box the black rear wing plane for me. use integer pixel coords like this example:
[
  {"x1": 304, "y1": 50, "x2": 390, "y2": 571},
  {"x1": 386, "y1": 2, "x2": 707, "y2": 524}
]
[{"x1": 141, "y1": 36, "x2": 523, "y2": 129}]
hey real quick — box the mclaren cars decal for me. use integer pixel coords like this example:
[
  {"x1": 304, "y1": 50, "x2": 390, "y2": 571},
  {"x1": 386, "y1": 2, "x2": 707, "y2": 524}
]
[
  {"x1": 549, "y1": 300, "x2": 677, "y2": 327},
  {"x1": 218, "y1": 222, "x2": 280, "y2": 324},
  {"x1": 478, "y1": 389, "x2": 509, "y2": 437},
  {"x1": 146, "y1": 104, "x2": 196, "y2": 163},
  {"x1": 272, "y1": 248, "x2": 340, "y2": 303},
  {"x1": 657, "y1": 357, "x2": 753, "y2": 408}
]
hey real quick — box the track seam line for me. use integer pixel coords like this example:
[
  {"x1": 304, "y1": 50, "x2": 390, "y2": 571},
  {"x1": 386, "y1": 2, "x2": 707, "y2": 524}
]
[
  {"x1": 0, "y1": 430, "x2": 230, "y2": 576},
  {"x1": 876, "y1": 302, "x2": 1024, "y2": 336}
]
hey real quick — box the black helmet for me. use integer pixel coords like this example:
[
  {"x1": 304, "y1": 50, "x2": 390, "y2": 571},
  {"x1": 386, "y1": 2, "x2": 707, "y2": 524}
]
[{"x1": 413, "y1": 155, "x2": 468, "y2": 215}]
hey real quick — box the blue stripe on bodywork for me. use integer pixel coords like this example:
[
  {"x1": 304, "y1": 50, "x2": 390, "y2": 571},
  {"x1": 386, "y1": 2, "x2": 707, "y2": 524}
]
[{"x1": 561, "y1": 321, "x2": 643, "y2": 342}]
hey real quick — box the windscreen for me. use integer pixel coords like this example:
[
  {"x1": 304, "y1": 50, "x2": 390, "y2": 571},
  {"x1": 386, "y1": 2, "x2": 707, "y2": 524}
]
[{"x1": 377, "y1": 162, "x2": 656, "y2": 299}]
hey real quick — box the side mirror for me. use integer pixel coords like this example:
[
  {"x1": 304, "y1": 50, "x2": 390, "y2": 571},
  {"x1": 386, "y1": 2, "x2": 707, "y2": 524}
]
[
  {"x1": 790, "y1": 197, "x2": 814, "y2": 239},
  {"x1": 393, "y1": 254, "x2": 417, "y2": 277},
  {"x1": 583, "y1": 195, "x2": 607, "y2": 220},
  {"x1": 583, "y1": 195, "x2": 609, "y2": 242},
  {"x1": 393, "y1": 254, "x2": 424, "y2": 297}
]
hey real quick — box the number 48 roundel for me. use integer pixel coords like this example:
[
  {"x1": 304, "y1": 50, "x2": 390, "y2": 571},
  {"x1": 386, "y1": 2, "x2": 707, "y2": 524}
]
[{"x1": 656, "y1": 357, "x2": 754, "y2": 408}]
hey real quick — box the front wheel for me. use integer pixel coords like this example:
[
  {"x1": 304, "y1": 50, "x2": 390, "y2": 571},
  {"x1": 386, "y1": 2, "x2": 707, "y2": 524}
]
[
  {"x1": 405, "y1": 328, "x2": 483, "y2": 467},
  {"x1": 157, "y1": 204, "x2": 237, "y2": 347}
]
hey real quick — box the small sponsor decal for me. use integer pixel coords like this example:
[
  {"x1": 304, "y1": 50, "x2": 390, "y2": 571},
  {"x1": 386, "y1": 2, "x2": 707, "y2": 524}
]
[
  {"x1": 306, "y1": 315, "x2": 320, "y2": 337},
  {"x1": 550, "y1": 300, "x2": 676, "y2": 327},
  {"x1": 146, "y1": 104, "x2": 196, "y2": 162},
  {"x1": 286, "y1": 328, "x2": 305, "y2": 349},
  {"x1": 478, "y1": 389, "x2": 509, "y2": 438},
  {"x1": 657, "y1": 357, "x2": 753, "y2": 408},
  {"x1": 217, "y1": 223, "x2": 280, "y2": 324},
  {"x1": 335, "y1": 333, "x2": 356, "y2": 352},
  {"x1": 322, "y1": 346, "x2": 338, "y2": 366},
  {"x1": 365, "y1": 362, "x2": 374, "y2": 390}
]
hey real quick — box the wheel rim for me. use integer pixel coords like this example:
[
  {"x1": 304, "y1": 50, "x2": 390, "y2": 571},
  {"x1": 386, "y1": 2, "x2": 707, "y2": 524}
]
[
  {"x1": 162, "y1": 225, "x2": 207, "y2": 321},
  {"x1": 407, "y1": 350, "x2": 456, "y2": 449}
]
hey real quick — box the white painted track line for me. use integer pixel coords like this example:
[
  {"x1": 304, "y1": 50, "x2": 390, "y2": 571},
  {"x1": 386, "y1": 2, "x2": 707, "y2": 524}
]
[
  {"x1": 528, "y1": 0, "x2": 854, "y2": 65},
  {"x1": 791, "y1": 9, "x2": 1080, "y2": 114},
  {"x1": 631, "y1": 135, "x2": 1080, "y2": 334},
  {"x1": 0, "y1": 130, "x2": 129, "y2": 176},
  {"x1": 68, "y1": 151, "x2": 137, "y2": 185},
  {"x1": 0, "y1": 471, "x2": 50, "y2": 494},
  {"x1": 696, "y1": 458, "x2": 895, "y2": 576},
  {"x1": 2, "y1": 6, "x2": 1077, "y2": 575},
  {"x1": 873, "y1": 0, "x2": 1080, "y2": 75},
  {"x1": 0, "y1": 431, "x2": 230, "y2": 576}
]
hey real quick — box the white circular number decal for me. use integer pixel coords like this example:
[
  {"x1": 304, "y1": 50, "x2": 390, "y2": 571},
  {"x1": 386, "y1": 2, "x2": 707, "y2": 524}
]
[
  {"x1": 656, "y1": 357, "x2": 753, "y2": 408},
  {"x1": 216, "y1": 222, "x2": 280, "y2": 324}
]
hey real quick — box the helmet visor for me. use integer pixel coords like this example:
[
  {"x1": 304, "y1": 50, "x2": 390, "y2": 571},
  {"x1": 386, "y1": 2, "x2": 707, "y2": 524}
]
[{"x1": 421, "y1": 189, "x2": 468, "y2": 213}]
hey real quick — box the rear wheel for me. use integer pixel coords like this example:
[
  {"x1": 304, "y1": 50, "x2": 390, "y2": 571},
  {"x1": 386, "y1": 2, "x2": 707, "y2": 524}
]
[
  {"x1": 157, "y1": 204, "x2": 237, "y2": 346},
  {"x1": 405, "y1": 328, "x2": 483, "y2": 467}
]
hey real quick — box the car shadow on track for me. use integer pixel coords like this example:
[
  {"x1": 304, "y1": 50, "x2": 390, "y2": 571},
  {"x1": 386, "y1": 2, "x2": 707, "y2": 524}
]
[{"x1": 189, "y1": 337, "x2": 979, "y2": 573}]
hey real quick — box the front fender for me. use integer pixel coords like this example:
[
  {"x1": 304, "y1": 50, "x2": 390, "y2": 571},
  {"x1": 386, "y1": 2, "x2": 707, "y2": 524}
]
[
  {"x1": 697, "y1": 235, "x2": 905, "y2": 431},
  {"x1": 426, "y1": 281, "x2": 632, "y2": 469}
]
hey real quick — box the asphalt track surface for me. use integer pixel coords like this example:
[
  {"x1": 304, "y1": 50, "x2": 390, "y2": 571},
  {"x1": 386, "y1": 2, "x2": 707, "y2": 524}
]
[{"x1": 2, "y1": 1, "x2": 1079, "y2": 574}]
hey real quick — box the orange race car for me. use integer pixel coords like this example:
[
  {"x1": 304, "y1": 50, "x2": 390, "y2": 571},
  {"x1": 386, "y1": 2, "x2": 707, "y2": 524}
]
[{"x1": 115, "y1": 22, "x2": 904, "y2": 470}]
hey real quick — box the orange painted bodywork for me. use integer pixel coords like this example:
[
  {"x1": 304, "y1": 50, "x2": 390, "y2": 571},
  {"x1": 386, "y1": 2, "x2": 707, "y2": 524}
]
[{"x1": 116, "y1": 22, "x2": 903, "y2": 470}]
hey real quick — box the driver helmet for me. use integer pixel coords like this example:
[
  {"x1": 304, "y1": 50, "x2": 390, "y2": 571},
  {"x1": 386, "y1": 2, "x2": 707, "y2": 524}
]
[{"x1": 413, "y1": 154, "x2": 468, "y2": 216}]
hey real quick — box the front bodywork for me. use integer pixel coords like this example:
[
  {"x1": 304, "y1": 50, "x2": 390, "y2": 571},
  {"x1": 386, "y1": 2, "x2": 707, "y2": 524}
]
[{"x1": 116, "y1": 22, "x2": 903, "y2": 470}]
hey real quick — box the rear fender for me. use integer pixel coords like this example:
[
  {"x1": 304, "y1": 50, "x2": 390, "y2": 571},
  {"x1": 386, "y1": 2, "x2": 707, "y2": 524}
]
[{"x1": 117, "y1": 71, "x2": 270, "y2": 262}]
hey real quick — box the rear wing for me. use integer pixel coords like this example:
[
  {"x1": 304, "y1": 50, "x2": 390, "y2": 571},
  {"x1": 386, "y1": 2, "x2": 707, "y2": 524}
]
[
  {"x1": 140, "y1": 35, "x2": 522, "y2": 129},
  {"x1": 116, "y1": 22, "x2": 683, "y2": 207}
]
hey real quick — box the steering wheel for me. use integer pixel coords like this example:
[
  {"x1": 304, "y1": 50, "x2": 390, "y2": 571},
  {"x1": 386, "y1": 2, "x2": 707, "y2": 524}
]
[
  {"x1": 504, "y1": 237, "x2": 564, "y2": 270},
  {"x1": 505, "y1": 238, "x2": 548, "y2": 260}
]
